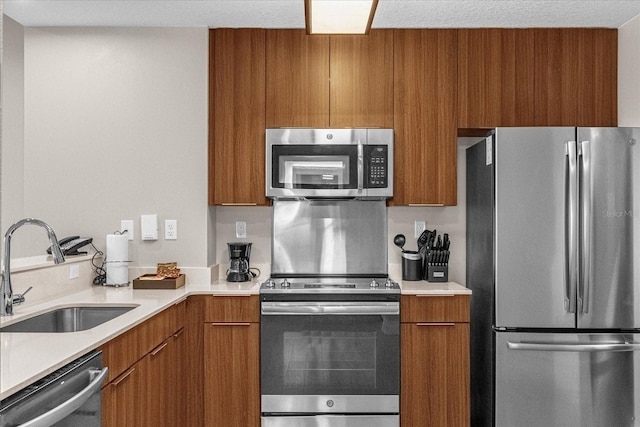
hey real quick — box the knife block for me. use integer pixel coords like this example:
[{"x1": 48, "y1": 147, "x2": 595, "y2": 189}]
[{"x1": 426, "y1": 265, "x2": 448, "y2": 282}]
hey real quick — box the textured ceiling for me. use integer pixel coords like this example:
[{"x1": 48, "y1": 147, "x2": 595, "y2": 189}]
[{"x1": 4, "y1": 0, "x2": 640, "y2": 29}]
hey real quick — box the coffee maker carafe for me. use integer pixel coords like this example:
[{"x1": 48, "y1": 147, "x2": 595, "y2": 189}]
[{"x1": 227, "y1": 242, "x2": 252, "y2": 282}]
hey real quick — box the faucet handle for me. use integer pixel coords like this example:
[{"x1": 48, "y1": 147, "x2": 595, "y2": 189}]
[{"x1": 12, "y1": 286, "x2": 33, "y2": 306}]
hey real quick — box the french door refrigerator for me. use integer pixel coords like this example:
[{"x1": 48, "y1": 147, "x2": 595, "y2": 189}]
[{"x1": 466, "y1": 127, "x2": 640, "y2": 427}]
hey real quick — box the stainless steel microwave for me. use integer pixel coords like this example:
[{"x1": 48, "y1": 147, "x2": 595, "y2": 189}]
[{"x1": 266, "y1": 128, "x2": 394, "y2": 199}]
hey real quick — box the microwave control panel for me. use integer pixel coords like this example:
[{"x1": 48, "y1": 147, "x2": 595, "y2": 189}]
[{"x1": 364, "y1": 145, "x2": 389, "y2": 188}]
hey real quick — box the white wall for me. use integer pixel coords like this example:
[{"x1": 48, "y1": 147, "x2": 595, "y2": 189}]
[
  {"x1": 16, "y1": 26, "x2": 209, "y2": 267},
  {"x1": 619, "y1": 14, "x2": 640, "y2": 126},
  {"x1": 1, "y1": 16, "x2": 25, "y2": 250}
]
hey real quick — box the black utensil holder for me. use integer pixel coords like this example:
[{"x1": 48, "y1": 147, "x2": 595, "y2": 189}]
[{"x1": 426, "y1": 265, "x2": 448, "y2": 282}]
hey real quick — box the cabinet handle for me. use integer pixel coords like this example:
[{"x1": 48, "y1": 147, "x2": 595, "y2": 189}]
[
  {"x1": 150, "y1": 342, "x2": 169, "y2": 356},
  {"x1": 112, "y1": 367, "x2": 136, "y2": 386},
  {"x1": 210, "y1": 322, "x2": 251, "y2": 326},
  {"x1": 173, "y1": 328, "x2": 184, "y2": 339},
  {"x1": 416, "y1": 294, "x2": 455, "y2": 297},
  {"x1": 221, "y1": 203, "x2": 258, "y2": 206},
  {"x1": 214, "y1": 294, "x2": 253, "y2": 297},
  {"x1": 408, "y1": 204, "x2": 445, "y2": 207},
  {"x1": 417, "y1": 322, "x2": 455, "y2": 326}
]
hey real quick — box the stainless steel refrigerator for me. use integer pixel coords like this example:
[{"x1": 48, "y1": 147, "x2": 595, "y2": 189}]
[{"x1": 466, "y1": 127, "x2": 640, "y2": 427}]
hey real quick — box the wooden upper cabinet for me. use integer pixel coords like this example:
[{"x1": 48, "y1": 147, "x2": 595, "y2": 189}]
[
  {"x1": 392, "y1": 29, "x2": 458, "y2": 206},
  {"x1": 330, "y1": 30, "x2": 394, "y2": 128},
  {"x1": 534, "y1": 28, "x2": 617, "y2": 126},
  {"x1": 209, "y1": 29, "x2": 268, "y2": 206},
  {"x1": 458, "y1": 29, "x2": 535, "y2": 128},
  {"x1": 266, "y1": 30, "x2": 329, "y2": 127}
]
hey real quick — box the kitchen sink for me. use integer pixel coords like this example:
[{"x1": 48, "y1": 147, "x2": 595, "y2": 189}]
[{"x1": 0, "y1": 305, "x2": 138, "y2": 333}]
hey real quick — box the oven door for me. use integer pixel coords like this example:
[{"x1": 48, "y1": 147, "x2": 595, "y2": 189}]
[{"x1": 260, "y1": 299, "x2": 400, "y2": 415}]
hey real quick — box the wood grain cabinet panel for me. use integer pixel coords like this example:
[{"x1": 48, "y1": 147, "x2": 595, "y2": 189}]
[
  {"x1": 401, "y1": 294, "x2": 470, "y2": 427},
  {"x1": 209, "y1": 28, "x2": 268, "y2": 206},
  {"x1": 392, "y1": 29, "x2": 458, "y2": 206},
  {"x1": 204, "y1": 322, "x2": 260, "y2": 427},
  {"x1": 534, "y1": 28, "x2": 617, "y2": 126},
  {"x1": 102, "y1": 356, "x2": 148, "y2": 427},
  {"x1": 401, "y1": 322, "x2": 470, "y2": 427},
  {"x1": 330, "y1": 30, "x2": 394, "y2": 128},
  {"x1": 205, "y1": 294, "x2": 260, "y2": 323},
  {"x1": 266, "y1": 29, "x2": 330, "y2": 127},
  {"x1": 458, "y1": 28, "x2": 535, "y2": 127}
]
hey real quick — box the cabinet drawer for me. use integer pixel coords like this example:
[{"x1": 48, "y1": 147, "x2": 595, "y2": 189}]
[
  {"x1": 401, "y1": 294, "x2": 469, "y2": 323},
  {"x1": 101, "y1": 301, "x2": 185, "y2": 382},
  {"x1": 205, "y1": 295, "x2": 260, "y2": 323}
]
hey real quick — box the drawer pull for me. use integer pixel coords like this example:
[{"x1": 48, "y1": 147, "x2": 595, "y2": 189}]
[
  {"x1": 417, "y1": 322, "x2": 455, "y2": 326},
  {"x1": 112, "y1": 367, "x2": 136, "y2": 386},
  {"x1": 416, "y1": 294, "x2": 455, "y2": 297},
  {"x1": 221, "y1": 203, "x2": 258, "y2": 206},
  {"x1": 173, "y1": 328, "x2": 184, "y2": 338},
  {"x1": 150, "y1": 342, "x2": 169, "y2": 356},
  {"x1": 210, "y1": 322, "x2": 251, "y2": 326},
  {"x1": 214, "y1": 294, "x2": 253, "y2": 297},
  {"x1": 408, "y1": 203, "x2": 445, "y2": 207}
]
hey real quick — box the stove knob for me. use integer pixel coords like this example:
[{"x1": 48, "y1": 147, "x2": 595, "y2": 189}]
[
  {"x1": 385, "y1": 278, "x2": 395, "y2": 288},
  {"x1": 281, "y1": 279, "x2": 291, "y2": 288},
  {"x1": 369, "y1": 279, "x2": 379, "y2": 288},
  {"x1": 264, "y1": 279, "x2": 276, "y2": 288}
]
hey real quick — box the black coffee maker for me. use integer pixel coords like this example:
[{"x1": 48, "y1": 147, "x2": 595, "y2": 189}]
[{"x1": 227, "y1": 242, "x2": 252, "y2": 282}]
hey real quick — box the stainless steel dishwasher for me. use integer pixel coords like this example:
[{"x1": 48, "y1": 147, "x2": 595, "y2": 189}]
[{"x1": 0, "y1": 350, "x2": 108, "y2": 427}]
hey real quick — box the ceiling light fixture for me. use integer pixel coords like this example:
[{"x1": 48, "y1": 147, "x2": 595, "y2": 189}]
[{"x1": 305, "y1": 0, "x2": 379, "y2": 35}]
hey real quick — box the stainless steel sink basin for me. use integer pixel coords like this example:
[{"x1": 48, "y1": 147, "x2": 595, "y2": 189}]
[{"x1": 0, "y1": 305, "x2": 137, "y2": 333}]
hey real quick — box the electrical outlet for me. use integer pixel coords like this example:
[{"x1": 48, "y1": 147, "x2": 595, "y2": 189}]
[
  {"x1": 236, "y1": 221, "x2": 247, "y2": 239},
  {"x1": 69, "y1": 264, "x2": 80, "y2": 280},
  {"x1": 415, "y1": 221, "x2": 426, "y2": 238},
  {"x1": 165, "y1": 220, "x2": 177, "y2": 240},
  {"x1": 120, "y1": 220, "x2": 134, "y2": 241}
]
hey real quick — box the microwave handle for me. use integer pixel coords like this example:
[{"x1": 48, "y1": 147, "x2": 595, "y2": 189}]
[{"x1": 357, "y1": 143, "x2": 364, "y2": 190}]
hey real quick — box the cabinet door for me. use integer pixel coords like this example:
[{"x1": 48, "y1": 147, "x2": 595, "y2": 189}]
[
  {"x1": 401, "y1": 323, "x2": 470, "y2": 427},
  {"x1": 392, "y1": 29, "x2": 458, "y2": 206},
  {"x1": 204, "y1": 323, "x2": 260, "y2": 427},
  {"x1": 534, "y1": 28, "x2": 617, "y2": 126},
  {"x1": 330, "y1": 30, "x2": 394, "y2": 128},
  {"x1": 102, "y1": 356, "x2": 148, "y2": 427},
  {"x1": 458, "y1": 29, "x2": 535, "y2": 127},
  {"x1": 266, "y1": 30, "x2": 329, "y2": 128},
  {"x1": 146, "y1": 336, "x2": 176, "y2": 426},
  {"x1": 209, "y1": 28, "x2": 268, "y2": 206}
]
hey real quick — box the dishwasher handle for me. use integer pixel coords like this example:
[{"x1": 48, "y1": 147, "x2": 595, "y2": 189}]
[{"x1": 19, "y1": 367, "x2": 109, "y2": 427}]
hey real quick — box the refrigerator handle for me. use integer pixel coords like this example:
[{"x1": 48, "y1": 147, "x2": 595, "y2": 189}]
[
  {"x1": 578, "y1": 140, "x2": 591, "y2": 314},
  {"x1": 507, "y1": 341, "x2": 640, "y2": 352},
  {"x1": 565, "y1": 141, "x2": 578, "y2": 314}
]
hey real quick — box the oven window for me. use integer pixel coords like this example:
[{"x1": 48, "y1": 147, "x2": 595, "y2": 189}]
[
  {"x1": 283, "y1": 331, "x2": 377, "y2": 389},
  {"x1": 261, "y1": 315, "x2": 399, "y2": 396},
  {"x1": 272, "y1": 145, "x2": 358, "y2": 189}
]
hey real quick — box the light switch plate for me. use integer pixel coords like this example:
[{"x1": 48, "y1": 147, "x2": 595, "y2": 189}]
[
  {"x1": 141, "y1": 214, "x2": 158, "y2": 241},
  {"x1": 415, "y1": 221, "x2": 426, "y2": 238},
  {"x1": 69, "y1": 264, "x2": 80, "y2": 280}
]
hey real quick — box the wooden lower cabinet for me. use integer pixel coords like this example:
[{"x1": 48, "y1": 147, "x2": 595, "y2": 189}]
[
  {"x1": 101, "y1": 301, "x2": 186, "y2": 427},
  {"x1": 203, "y1": 322, "x2": 260, "y2": 427},
  {"x1": 401, "y1": 295, "x2": 470, "y2": 427},
  {"x1": 102, "y1": 356, "x2": 149, "y2": 427}
]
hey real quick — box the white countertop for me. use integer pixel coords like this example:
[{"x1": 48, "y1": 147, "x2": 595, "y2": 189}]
[{"x1": 0, "y1": 276, "x2": 467, "y2": 399}]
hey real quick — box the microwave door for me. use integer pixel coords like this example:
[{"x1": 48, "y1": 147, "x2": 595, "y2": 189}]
[{"x1": 284, "y1": 160, "x2": 347, "y2": 188}]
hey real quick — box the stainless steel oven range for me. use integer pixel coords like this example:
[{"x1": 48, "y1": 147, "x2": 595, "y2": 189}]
[{"x1": 260, "y1": 277, "x2": 400, "y2": 427}]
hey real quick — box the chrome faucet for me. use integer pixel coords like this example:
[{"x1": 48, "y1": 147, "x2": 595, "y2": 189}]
[{"x1": 1, "y1": 218, "x2": 65, "y2": 316}]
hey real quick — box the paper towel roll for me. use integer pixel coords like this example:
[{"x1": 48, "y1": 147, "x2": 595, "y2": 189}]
[{"x1": 106, "y1": 234, "x2": 129, "y2": 286}]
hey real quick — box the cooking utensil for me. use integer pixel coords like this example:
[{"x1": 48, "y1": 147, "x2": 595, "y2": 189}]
[{"x1": 393, "y1": 234, "x2": 407, "y2": 252}]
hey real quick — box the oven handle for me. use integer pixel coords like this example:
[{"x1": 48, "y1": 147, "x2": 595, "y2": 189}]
[{"x1": 261, "y1": 301, "x2": 399, "y2": 316}]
